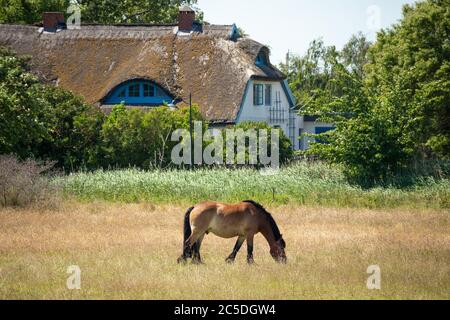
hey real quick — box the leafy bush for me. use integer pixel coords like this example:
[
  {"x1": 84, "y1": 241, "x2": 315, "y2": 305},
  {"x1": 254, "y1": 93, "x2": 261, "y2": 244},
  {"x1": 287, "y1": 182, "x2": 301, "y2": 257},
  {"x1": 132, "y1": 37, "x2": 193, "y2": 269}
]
[
  {"x1": 0, "y1": 47, "x2": 47, "y2": 158},
  {"x1": 0, "y1": 155, "x2": 59, "y2": 208},
  {"x1": 34, "y1": 84, "x2": 105, "y2": 171},
  {"x1": 100, "y1": 104, "x2": 205, "y2": 169},
  {"x1": 0, "y1": 47, "x2": 104, "y2": 171},
  {"x1": 231, "y1": 122, "x2": 294, "y2": 165}
]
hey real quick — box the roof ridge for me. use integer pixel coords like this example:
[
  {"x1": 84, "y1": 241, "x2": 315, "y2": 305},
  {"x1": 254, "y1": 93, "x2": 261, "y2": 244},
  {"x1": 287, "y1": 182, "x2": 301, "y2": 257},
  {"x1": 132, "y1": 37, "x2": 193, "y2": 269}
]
[
  {"x1": 81, "y1": 23, "x2": 178, "y2": 27},
  {"x1": 0, "y1": 23, "x2": 234, "y2": 28},
  {"x1": 0, "y1": 21, "x2": 285, "y2": 123}
]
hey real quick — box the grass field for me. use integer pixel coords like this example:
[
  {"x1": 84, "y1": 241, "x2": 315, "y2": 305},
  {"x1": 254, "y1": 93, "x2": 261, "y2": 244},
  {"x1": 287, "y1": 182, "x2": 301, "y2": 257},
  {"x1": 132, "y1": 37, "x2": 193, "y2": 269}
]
[
  {"x1": 61, "y1": 163, "x2": 450, "y2": 209},
  {"x1": 1, "y1": 202, "x2": 449, "y2": 300}
]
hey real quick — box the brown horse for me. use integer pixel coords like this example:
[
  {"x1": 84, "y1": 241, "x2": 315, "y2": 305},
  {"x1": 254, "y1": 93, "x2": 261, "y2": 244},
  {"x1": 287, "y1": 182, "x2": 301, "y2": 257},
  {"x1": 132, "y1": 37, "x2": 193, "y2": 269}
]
[{"x1": 177, "y1": 200, "x2": 287, "y2": 265}]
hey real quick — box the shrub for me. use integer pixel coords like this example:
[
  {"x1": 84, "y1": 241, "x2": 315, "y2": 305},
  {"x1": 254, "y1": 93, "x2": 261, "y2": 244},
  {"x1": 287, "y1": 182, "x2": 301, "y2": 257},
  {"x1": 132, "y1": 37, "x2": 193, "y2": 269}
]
[
  {"x1": 35, "y1": 85, "x2": 105, "y2": 171},
  {"x1": 0, "y1": 47, "x2": 105, "y2": 171},
  {"x1": 100, "y1": 104, "x2": 205, "y2": 169},
  {"x1": 0, "y1": 47, "x2": 47, "y2": 158},
  {"x1": 232, "y1": 122, "x2": 294, "y2": 165},
  {"x1": 0, "y1": 155, "x2": 59, "y2": 208}
]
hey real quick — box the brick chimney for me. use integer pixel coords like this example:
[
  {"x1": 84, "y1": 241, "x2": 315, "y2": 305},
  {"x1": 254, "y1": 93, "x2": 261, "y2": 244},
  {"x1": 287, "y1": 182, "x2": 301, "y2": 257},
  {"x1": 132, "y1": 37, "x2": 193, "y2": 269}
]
[
  {"x1": 43, "y1": 12, "x2": 65, "y2": 32},
  {"x1": 178, "y1": 6, "x2": 195, "y2": 32}
]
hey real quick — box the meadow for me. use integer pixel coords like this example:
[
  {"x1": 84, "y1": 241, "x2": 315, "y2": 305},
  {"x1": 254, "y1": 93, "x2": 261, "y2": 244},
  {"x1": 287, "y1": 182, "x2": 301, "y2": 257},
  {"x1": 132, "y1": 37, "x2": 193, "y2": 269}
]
[
  {"x1": 1, "y1": 162, "x2": 449, "y2": 300},
  {"x1": 0, "y1": 202, "x2": 448, "y2": 299}
]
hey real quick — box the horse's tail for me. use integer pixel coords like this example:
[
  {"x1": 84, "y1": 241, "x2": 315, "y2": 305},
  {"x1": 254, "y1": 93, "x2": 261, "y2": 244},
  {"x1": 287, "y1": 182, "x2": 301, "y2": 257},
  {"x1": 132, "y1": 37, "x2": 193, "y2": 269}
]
[
  {"x1": 180, "y1": 207, "x2": 194, "y2": 260},
  {"x1": 183, "y1": 207, "x2": 194, "y2": 246}
]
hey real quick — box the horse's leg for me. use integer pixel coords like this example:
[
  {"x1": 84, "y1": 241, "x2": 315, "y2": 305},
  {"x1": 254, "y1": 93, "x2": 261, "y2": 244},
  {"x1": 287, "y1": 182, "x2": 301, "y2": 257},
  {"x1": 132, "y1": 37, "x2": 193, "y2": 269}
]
[
  {"x1": 226, "y1": 236, "x2": 245, "y2": 264},
  {"x1": 246, "y1": 234, "x2": 255, "y2": 265},
  {"x1": 192, "y1": 234, "x2": 205, "y2": 265},
  {"x1": 178, "y1": 237, "x2": 193, "y2": 264},
  {"x1": 186, "y1": 228, "x2": 206, "y2": 264},
  {"x1": 178, "y1": 235, "x2": 194, "y2": 263}
]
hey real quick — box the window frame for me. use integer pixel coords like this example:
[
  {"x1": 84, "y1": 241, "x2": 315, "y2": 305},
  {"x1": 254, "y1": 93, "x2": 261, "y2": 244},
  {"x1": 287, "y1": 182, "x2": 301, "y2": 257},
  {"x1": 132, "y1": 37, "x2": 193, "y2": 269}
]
[
  {"x1": 253, "y1": 83, "x2": 264, "y2": 106},
  {"x1": 128, "y1": 83, "x2": 141, "y2": 97},
  {"x1": 143, "y1": 83, "x2": 155, "y2": 97},
  {"x1": 104, "y1": 79, "x2": 173, "y2": 106}
]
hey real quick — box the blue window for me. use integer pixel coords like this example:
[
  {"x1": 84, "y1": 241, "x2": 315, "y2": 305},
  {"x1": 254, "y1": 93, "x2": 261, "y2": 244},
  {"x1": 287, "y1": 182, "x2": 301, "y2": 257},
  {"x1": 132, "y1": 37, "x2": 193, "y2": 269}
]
[
  {"x1": 315, "y1": 127, "x2": 334, "y2": 134},
  {"x1": 229, "y1": 24, "x2": 241, "y2": 41},
  {"x1": 104, "y1": 79, "x2": 172, "y2": 106},
  {"x1": 315, "y1": 127, "x2": 334, "y2": 144},
  {"x1": 128, "y1": 83, "x2": 140, "y2": 97},
  {"x1": 143, "y1": 83, "x2": 155, "y2": 97},
  {"x1": 256, "y1": 51, "x2": 268, "y2": 66},
  {"x1": 253, "y1": 84, "x2": 264, "y2": 106}
]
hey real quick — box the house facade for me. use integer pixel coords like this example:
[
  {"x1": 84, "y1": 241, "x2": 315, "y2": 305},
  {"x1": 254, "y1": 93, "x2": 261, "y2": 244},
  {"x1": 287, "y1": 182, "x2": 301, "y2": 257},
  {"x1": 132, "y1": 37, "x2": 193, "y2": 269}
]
[{"x1": 0, "y1": 7, "x2": 330, "y2": 151}]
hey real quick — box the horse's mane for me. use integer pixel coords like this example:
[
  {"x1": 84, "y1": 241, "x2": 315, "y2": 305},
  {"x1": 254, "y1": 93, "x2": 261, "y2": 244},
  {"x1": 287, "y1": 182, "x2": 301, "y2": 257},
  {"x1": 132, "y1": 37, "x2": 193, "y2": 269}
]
[{"x1": 243, "y1": 200, "x2": 283, "y2": 242}]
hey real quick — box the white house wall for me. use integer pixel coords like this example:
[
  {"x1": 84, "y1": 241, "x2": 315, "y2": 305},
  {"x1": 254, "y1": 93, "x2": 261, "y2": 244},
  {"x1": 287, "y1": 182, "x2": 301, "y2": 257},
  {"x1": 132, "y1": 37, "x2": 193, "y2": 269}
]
[
  {"x1": 237, "y1": 79, "x2": 303, "y2": 150},
  {"x1": 231, "y1": 79, "x2": 334, "y2": 151}
]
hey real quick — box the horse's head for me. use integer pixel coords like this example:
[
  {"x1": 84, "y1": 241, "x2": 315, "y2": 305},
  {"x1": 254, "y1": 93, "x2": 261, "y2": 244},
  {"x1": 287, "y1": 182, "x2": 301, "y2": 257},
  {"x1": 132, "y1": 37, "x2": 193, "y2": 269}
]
[{"x1": 270, "y1": 236, "x2": 287, "y2": 264}]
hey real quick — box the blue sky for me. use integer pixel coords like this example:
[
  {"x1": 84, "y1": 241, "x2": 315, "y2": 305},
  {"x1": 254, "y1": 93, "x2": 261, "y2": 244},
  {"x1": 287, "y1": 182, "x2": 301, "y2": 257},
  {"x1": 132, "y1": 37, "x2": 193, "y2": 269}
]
[{"x1": 197, "y1": 0, "x2": 417, "y2": 65}]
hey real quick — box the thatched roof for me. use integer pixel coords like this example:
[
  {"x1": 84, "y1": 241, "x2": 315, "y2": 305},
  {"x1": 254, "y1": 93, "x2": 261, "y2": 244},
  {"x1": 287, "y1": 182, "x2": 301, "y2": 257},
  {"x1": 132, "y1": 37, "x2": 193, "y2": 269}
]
[{"x1": 0, "y1": 24, "x2": 285, "y2": 122}]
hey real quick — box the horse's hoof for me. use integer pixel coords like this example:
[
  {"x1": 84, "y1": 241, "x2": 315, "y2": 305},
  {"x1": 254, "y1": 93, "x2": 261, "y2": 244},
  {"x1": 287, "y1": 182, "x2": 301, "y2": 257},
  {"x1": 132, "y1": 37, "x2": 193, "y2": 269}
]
[
  {"x1": 177, "y1": 257, "x2": 187, "y2": 265},
  {"x1": 192, "y1": 260, "x2": 204, "y2": 265},
  {"x1": 225, "y1": 258, "x2": 235, "y2": 264}
]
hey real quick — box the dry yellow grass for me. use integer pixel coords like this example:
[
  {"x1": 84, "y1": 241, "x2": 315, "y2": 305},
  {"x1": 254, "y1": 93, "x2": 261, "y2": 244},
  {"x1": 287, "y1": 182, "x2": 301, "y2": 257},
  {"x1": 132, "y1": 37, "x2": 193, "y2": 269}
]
[{"x1": 0, "y1": 202, "x2": 449, "y2": 300}]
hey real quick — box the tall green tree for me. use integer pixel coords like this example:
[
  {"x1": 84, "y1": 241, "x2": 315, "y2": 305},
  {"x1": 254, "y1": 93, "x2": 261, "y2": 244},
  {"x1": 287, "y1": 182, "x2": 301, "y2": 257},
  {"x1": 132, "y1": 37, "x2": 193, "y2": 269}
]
[
  {"x1": 302, "y1": 0, "x2": 450, "y2": 184},
  {"x1": 281, "y1": 33, "x2": 371, "y2": 111},
  {"x1": 365, "y1": 0, "x2": 450, "y2": 159},
  {"x1": 78, "y1": 0, "x2": 201, "y2": 24},
  {"x1": 0, "y1": 0, "x2": 69, "y2": 24},
  {"x1": 303, "y1": 59, "x2": 411, "y2": 184},
  {"x1": 0, "y1": 0, "x2": 201, "y2": 25},
  {"x1": 281, "y1": 39, "x2": 338, "y2": 110},
  {"x1": 0, "y1": 47, "x2": 47, "y2": 157},
  {"x1": 341, "y1": 32, "x2": 371, "y2": 78},
  {"x1": 0, "y1": 47, "x2": 104, "y2": 170}
]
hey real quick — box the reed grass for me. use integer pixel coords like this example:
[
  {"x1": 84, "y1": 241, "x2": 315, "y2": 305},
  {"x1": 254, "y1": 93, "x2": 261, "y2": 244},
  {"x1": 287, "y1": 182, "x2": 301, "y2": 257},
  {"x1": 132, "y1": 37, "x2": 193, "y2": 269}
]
[{"x1": 60, "y1": 162, "x2": 450, "y2": 209}]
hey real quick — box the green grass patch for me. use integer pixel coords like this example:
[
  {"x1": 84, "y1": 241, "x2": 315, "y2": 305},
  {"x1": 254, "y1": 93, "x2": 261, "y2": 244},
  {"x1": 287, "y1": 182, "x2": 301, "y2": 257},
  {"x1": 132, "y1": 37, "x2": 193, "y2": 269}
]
[{"x1": 60, "y1": 163, "x2": 450, "y2": 209}]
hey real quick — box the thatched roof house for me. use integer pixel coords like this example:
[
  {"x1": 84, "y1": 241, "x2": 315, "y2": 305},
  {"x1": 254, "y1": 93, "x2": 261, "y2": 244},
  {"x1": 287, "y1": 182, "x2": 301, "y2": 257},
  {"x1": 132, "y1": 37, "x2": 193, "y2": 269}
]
[
  {"x1": 0, "y1": 9, "x2": 285, "y2": 124},
  {"x1": 0, "y1": 7, "x2": 333, "y2": 150}
]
